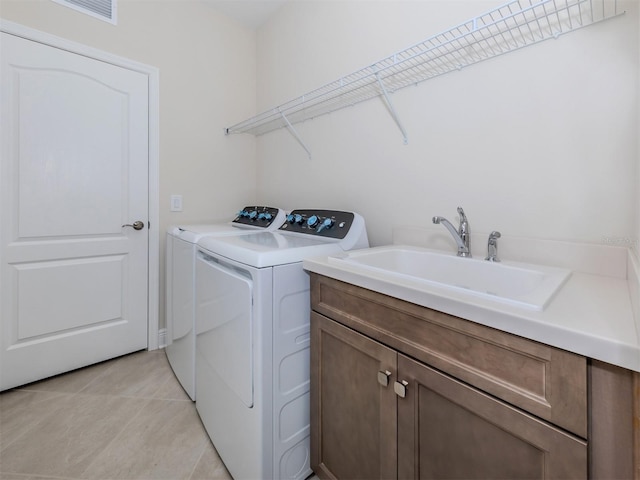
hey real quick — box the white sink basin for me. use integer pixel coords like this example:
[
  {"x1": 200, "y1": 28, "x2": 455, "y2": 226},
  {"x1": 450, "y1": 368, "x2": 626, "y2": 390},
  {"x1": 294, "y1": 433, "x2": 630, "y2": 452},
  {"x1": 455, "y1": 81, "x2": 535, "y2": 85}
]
[{"x1": 329, "y1": 246, "x2": 572, "y2": 310}]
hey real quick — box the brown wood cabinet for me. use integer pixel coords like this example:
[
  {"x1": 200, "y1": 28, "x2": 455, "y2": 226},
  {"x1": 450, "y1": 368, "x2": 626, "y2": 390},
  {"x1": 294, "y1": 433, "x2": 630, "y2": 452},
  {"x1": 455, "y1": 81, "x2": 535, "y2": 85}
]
[
  {"x1": 309, "y1": 273, "x2": 639, "y2": 480},
  {"x1": 397, "y1": 353, "x2": 586, "y2": 479},
  {"x1": 311, "y1": 312, "x2": 397, "y2": 480}
]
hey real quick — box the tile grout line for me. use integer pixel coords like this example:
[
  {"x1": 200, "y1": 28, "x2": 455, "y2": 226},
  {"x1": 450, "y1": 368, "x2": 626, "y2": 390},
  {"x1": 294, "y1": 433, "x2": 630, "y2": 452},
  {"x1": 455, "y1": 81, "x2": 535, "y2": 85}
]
[
  {"x1": 0, "y1": 389, "x2": 75, "y2": 465},
  {"x1": 77, "y1": 395, "x2": 154, "y2": 479},
  {"x1": 187, "y1": 435, "x2": 214, "y2": 480},
  {"x1": 74, "y1": 356, "x2": 122, "y2": 396}
]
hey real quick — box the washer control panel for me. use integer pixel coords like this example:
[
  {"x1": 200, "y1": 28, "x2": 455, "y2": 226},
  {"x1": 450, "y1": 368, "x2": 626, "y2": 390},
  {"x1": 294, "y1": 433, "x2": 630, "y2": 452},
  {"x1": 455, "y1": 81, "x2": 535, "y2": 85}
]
[
  {"x1": 279, "y1": 209, "x2": 355, "y2": 239},
  {"x1": 232, "y1": 206, "x2": 282, "y2": 228}
]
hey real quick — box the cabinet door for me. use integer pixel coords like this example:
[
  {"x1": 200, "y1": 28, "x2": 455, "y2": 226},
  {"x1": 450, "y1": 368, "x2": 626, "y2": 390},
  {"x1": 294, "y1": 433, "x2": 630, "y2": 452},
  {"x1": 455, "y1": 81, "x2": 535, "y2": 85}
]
[
  {"x1": 311, "y1": 312, "x2": 397, "y2": 480},
  {"x1": 397, "y1": 354, "x2": 587, "y2": 480}
]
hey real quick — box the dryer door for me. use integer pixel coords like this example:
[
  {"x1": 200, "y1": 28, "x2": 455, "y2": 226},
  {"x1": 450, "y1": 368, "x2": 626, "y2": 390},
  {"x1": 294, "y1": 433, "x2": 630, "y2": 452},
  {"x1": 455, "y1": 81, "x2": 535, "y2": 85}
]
[{"x1": 196, "y1": 251, "x2": 253, "y2": 407}]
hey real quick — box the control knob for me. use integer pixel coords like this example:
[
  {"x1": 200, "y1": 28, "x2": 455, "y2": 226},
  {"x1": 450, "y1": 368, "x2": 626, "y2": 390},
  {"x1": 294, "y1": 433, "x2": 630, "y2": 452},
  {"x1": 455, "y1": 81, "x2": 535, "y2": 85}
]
[
  {"x1": 306, "y1": 215, "x2": 320, "y2": 228},
  {"x1": 287, "y1": 213, "x2": 304, "y2": 224},
  {"x1": 317, "y1": 218, "x2": 334, "y2": 233}
]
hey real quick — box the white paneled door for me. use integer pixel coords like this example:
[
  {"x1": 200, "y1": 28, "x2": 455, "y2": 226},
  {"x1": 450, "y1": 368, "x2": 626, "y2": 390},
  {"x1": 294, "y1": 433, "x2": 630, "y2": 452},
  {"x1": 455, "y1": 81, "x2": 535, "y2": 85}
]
[{"x1": 0, "y1": 32, "x2": 150, "y2": 390}]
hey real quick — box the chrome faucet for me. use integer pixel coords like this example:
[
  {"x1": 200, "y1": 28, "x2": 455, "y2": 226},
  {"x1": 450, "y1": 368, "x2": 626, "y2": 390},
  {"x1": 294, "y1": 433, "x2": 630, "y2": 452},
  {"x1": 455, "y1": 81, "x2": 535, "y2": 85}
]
[
  {"x1": 432, "y1": 207, "x2": 471, "y2": 257},
  {"x1": 485, "y1": 231, "x2": 501, "y2": 262}
]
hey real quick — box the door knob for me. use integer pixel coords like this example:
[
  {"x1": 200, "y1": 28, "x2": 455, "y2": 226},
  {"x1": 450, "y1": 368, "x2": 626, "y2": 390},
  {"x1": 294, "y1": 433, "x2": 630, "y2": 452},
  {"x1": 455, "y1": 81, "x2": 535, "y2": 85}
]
[{"x1": 122, "y1": 221, "x2": 144, "y2": 230}]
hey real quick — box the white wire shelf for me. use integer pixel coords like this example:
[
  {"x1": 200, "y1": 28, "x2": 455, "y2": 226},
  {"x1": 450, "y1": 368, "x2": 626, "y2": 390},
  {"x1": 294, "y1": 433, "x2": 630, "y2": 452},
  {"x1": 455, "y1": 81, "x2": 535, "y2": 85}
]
[{"x1": 225, "y1": 0, "x2": 623, "y2": 151}]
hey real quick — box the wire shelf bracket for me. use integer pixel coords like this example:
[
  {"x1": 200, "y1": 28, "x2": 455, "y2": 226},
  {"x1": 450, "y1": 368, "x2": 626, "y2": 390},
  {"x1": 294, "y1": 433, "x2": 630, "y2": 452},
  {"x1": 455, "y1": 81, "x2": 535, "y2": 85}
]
[
  {"x1": 279, "y1": 108, "x2": 312, "y2": 159},
  {"x1": 225, "y1": 0, "x2": 624, "y2": 157},
  {"x1": 375, "y1": 69, "x2": 409, "y2": 145}
]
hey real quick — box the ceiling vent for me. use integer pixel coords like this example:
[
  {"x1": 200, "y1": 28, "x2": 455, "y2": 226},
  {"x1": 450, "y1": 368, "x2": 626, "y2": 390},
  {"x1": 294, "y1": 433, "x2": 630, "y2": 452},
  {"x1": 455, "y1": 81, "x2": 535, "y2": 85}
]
[{"x1": 51, "y1": 0, "x2": 117, "y2": 24}]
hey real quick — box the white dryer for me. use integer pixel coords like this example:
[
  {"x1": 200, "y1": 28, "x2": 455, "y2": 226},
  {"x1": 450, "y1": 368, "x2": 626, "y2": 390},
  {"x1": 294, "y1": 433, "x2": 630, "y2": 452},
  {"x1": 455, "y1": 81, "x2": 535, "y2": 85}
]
[
  {"x1": 165, "y1": 206, "x2": 285, "y2": 400},
  {"x1": 195, "y1": 210, "x2": 368, "y2": 480}
]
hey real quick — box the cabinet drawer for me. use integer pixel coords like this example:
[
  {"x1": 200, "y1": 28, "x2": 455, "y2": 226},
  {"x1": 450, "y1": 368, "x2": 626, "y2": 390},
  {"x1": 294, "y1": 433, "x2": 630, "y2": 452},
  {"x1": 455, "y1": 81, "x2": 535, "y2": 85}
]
[{"x1": 310, "y1": 273, "x2": 587, "y2": 438}]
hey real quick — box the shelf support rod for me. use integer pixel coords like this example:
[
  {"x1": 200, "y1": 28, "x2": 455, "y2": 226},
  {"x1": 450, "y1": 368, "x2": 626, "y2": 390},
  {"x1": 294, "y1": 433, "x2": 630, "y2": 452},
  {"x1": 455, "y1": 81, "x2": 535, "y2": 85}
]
[
  {"x1": 374, "y1": 71, "x2": 409, "y2": 145},
  {"x1": 278, "y1": 108, "x2": 312, "y2": 159}
]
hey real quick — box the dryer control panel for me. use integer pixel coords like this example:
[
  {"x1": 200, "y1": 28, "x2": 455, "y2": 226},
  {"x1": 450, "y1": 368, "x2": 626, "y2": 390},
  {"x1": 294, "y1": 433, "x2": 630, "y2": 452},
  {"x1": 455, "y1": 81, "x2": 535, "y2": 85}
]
[
  {"x1": 279, "y1": 209, "x2": 355, "y2": 239},
  {"x1": 232, "y1": 206, "x2": 282, "y2": 228}
]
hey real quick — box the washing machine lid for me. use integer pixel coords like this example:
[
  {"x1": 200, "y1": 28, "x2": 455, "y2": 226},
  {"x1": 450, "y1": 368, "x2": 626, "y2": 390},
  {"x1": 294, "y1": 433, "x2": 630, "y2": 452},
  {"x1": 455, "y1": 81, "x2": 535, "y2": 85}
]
[
  {"x1": 169, "y1": 223, "x2": 252, "y2": 243},
  {"x1": 197, "y1": 231, "x2": 346, "y2": 268},
  {"x1": 168, "y1": 206, "x2": 286, "y2": 243}
]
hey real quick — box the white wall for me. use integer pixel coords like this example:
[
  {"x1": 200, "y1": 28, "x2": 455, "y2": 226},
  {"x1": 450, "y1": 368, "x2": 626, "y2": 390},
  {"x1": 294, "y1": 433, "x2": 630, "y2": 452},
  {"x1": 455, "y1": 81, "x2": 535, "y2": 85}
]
[
  {"x1": 255, "y1": 0, "x2": 639, "y2": 251},
  {"x1": 0, "y1": 0, "x2": 258, "y2": 329},
  {"x1": 2, "y1": 0, "x2": 638, "y2": 330},
  {"x1": 637, "y1": 2, "x2": 640, "y2": 260}
]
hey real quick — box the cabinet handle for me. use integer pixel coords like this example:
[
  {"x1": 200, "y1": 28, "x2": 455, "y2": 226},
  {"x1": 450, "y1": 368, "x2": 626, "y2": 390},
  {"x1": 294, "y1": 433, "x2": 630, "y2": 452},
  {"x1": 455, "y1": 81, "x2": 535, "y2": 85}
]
[
  {"x1": 394, "y1": 380, "x2": 409, "y2": 398},
  {"x1": 377, "y1": 370, "x2": 392, "y2": 387}
]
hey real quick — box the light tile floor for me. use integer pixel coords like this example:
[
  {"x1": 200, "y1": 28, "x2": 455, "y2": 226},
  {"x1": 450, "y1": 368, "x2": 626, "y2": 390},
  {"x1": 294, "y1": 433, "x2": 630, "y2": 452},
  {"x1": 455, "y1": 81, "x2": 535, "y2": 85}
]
[{"x1": 0, "y1": 349, "x2": 233, "y2": 480}]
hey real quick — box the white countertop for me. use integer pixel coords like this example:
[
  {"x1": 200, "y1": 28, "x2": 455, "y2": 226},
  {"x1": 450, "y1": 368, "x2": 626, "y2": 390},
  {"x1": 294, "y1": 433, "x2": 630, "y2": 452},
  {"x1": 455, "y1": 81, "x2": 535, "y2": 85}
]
[{"x1": 303, "y1": 241, "x2": 640, "y2": 373}]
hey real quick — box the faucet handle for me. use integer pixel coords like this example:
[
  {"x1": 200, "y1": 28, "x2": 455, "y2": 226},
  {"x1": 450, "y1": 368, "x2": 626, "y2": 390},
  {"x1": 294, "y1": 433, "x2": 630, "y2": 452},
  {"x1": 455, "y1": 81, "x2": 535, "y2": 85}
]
[
  {"x1": 486, "y1": 231, "x2": 501, "y2": 262},
  {"x1": 457, "y1": 207, "x2": 467, "y2": 224}
]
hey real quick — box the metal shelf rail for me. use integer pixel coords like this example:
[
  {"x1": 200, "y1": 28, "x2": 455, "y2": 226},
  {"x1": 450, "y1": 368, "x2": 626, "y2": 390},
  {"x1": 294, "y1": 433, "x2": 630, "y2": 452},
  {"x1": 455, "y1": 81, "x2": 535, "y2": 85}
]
[{"x1": 225, "y1": 0, "x2": 623, "y2": 157}]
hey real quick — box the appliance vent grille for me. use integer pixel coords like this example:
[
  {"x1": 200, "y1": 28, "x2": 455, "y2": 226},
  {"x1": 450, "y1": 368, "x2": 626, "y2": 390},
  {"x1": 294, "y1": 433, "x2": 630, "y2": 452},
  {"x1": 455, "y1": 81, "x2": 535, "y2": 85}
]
[{"x1": 52, "y1": 0, "x2": 116, "y2": 24}]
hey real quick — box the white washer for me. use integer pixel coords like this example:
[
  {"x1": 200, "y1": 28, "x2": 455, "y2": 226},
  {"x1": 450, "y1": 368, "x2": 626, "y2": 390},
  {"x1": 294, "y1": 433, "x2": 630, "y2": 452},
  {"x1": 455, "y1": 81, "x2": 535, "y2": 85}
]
[
  {"x1": 165, "y1": 206, "x2": 285, "y2": 400},
  {"x1": 195, "y1": 210, "x2": 368, "y2": 480}
]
